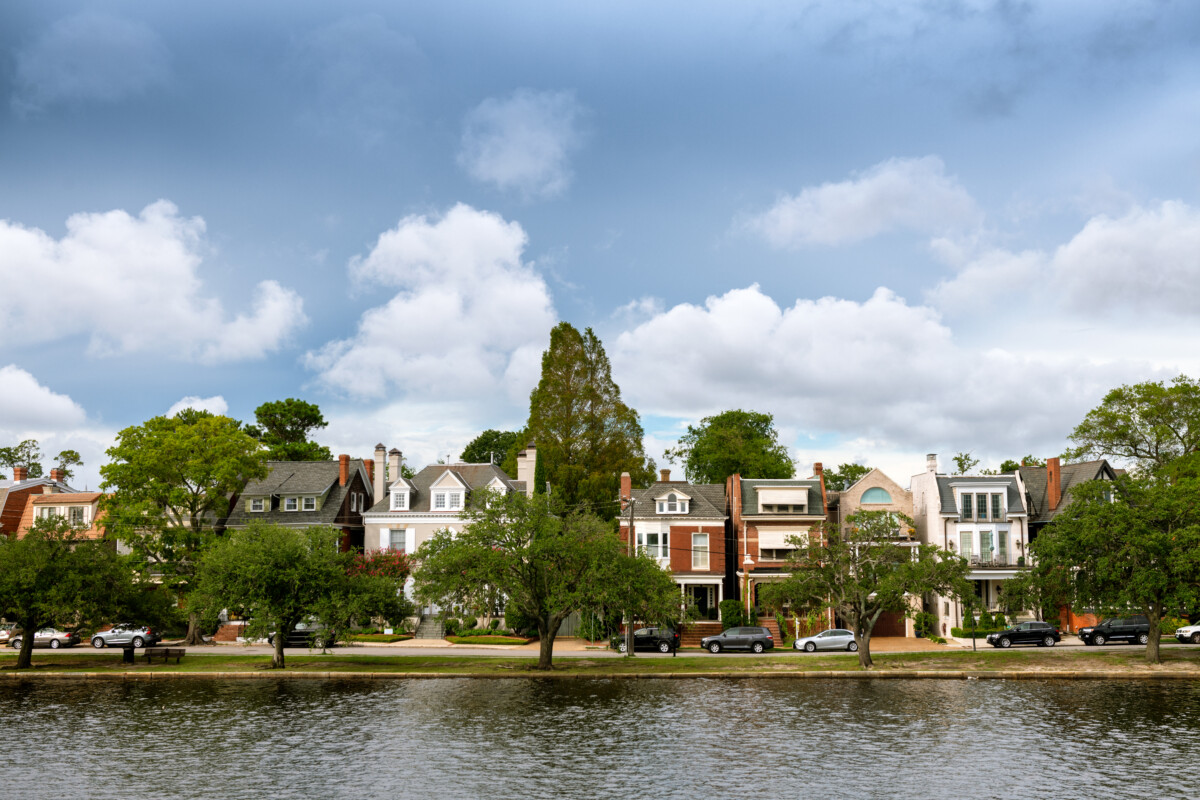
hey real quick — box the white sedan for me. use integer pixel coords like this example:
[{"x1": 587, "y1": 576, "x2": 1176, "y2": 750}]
[{"x1": 794, "y1": 629, "x2": 858, "y2": 652}]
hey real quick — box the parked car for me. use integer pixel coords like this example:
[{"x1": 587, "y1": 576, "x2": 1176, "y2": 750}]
[
  {"x1": 700, "y1": 626, "x2": 774, "y2": 653},
  {"x1": 268, "y1": 621, "x2": 332, "y2": 648},
  {"x1": 986, "y1": 621, "x2": 1061, "y2": 648},
  {"x1": 1078, "y1": 616, "x2": 1151, "y2": 646},
  {"x1": 612, "y1": 627, "x2": 679, "y2": 653},
  {"x1": 90, "y1": 624, "x2": 161, "y2": 649},
  {"x1": 10, "y1": 628, "x2": 81, "y2": 649},
  {"x1": 794, "y1": 629, "x2": 858, "y2": 652},
  {"x1": 1175, "y1": 623, "x2": 1200, "y2": 644},
  {"x1": 0, "y1": 622, "x2": 15, "y2": 647}
]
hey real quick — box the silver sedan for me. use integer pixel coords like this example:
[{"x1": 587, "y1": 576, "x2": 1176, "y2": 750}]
[
  {"x1": 794, "y1": 629, "x2": 859, "y2": 652},
  {"x1": 90, "y1": 625, "x2": 160, "y2": 649}
]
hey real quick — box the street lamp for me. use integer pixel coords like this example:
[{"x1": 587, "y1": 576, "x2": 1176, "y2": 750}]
[{"x1": 743, "y1": 553, "x2": 754, "y2": 619}]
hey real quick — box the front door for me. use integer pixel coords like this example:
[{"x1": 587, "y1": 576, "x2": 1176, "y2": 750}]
[{"x1": 690, "y1": 585, "x2": 713, "y2": 617}]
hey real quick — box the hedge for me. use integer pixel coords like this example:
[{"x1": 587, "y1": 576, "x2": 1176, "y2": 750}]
[
  {"x1": 445, "y1": 635, "x2": 529, "y2": 645},
  {"x1": 951, "y1": 627, "x2": 1006, "y2": 639}
]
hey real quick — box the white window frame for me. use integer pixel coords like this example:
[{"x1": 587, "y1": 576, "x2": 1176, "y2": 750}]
[
  {"x1": 692, "y1": 533, "x2": 709, "y2": 570},
  {"x1": 391, "y1": 491, "x2": 408, "y2": 511},
  {"x1": 250, "y1": 498, "x2": 265, "y2": 513},
  {"x1": 388, "y1": 529, "x2": 405, "y2": 552},
  {"x1": 284, "y1": 497, "x2": 298, "y2": 512},
  {"x1": 302, "y1": 496, "x2": 316, "y2": 512},
  {"x1": 449, "y1": 491, "x2": 462, "y2": 510},
  {"x1": 68, "y1": 506, "x2": 86, "y2": 526},
  {"x1": 434, "y1": 492, "x2": 447, "y2": 510}
]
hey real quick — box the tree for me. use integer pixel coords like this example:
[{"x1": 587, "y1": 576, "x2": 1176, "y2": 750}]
[
  {"x1": 245, "y1": 398, "x2": 333, "y2": 461},
  {"x1": 100, "y1": 410, "x2": 267, "y2": 645},
  {"x1": 762, "y1": 511, "x2": 970, "y2": 668},
  {"x1": 0, "y1": 439, "x2": 44, "y2": 479},
  {"x1": 194, "y1": 523, "x2": 367, "y2": 668},
  {"x1": 53, "y1": 449, "x2": 83, "y2": 481},
  {"x1": 461, "y1": 429, "x2": 521, "y2": 466},
  {"x1": 596, "y1": 547, "x2": 694, "y2": 657},
  {"x1": 997, "y1": 455, "x2": 1044, "y2": 473},
  {"x1": 414, "y1": 491, "x2": 624, "y2": 669},
  {"x1": 952, "y1": 452, "x2": 979, "y2": 475},
  {"x1": 0, "y1": 517, "x2": 135, "y2": 669},
  {"x1": 525, "y1": 323, "x2": 654, "y2": 517},
  {"x1": 822, "y1": 463, "x2": 871, "y2": 492},
  {"x1": 1025, "y1": 474, "x2": 1200, "y2": 664},
  {"x1": 1064, "y1": 375, "x2": 1200, "y2": 474},
  {"x1": 663, "y1": 409, "x2": 794, "y2": 484}
]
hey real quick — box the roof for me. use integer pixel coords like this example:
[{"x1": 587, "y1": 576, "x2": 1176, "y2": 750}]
[
  {"x1": 627, "y1": 481, "x2": 727, "y2": 520},
  {"x1": 16, "y1": 493, "x2": 107, "y2": 540},
  {"x1": 740, "y1": 478, "x2": 826, "y2": 517},
  {"x1": 31, "y1": 492, "x2": 103, "y2": 504},
  {"x1": 241, "y1": 461, "x2": 347, "y2": 496},
  {"x1": 1019, "y1": 459, "x2": 1117, "y2": 523},
  {"x1": 364, "y1": 463, "x2": 520, "y2": 514},
  {"x1": 224, "y1": 459, "x2": 369, "y2": 528},
  {"x1": 935, "y1": 475, "x2": 1024, "y2": 515}
]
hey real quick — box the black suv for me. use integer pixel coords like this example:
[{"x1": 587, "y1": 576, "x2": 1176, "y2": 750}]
[
  {"x1": 612, "y1": 627, "x2": 679, "y2": 653},
  {"x1": 986, "y1": 621, "x2": 1061, "y2": 648},
  {"x1": 700, "y1": 626, "x2": 775, "y2": 654},
  {"x1": 1078, "y1": 616, "x2": 1151, "y2": 646}
]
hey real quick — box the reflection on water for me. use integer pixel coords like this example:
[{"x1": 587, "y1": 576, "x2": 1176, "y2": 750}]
[{"x1": 1, "y1": 678, "x2": 1197, "y2": 799}]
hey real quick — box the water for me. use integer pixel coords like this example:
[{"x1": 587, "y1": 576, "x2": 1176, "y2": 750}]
[{"x1": 1, "y1": 678, "x2": 1197, "y2": 799}]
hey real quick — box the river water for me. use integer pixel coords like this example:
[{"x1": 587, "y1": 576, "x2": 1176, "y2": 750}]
[{"x1": 1, "y1": 678, "x2": 1197, "y2": 799}]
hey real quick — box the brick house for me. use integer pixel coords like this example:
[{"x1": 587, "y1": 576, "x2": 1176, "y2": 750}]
[
  {"x1": 16, "y1": 487, "x2": 108, "y2": 540},
  {"x1": 0, "y1": 467, "x2": 76, "y2": 538}
]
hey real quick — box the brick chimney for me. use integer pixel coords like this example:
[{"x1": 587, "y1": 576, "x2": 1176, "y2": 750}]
[
  {"x1": 374, "y1": 443, "x2": 387, "y2": 499},
  {"x1": 813, "y1": 462, "x2": 828, "y2": 515},
  {"x1": 620, "y1": 471, "x2": 632, "y2": 503},
  {"x1": 388, "y1": 449, "x2": 402, "y2": 485},
  {"x1": 1047, "y1": 457, "x2": 1062, "y2": 511},
  {"x1": 49, "y1": 468, "x2": 64, "y2": 483},
  {"x1": 364, "y1": 459, "x2": 375, "y2": 489},
  {"x1": 339, "y1": 454, "x2": 350, "y2": 487},
  {"x1": 659, "y1": 468, "x2": 670, "y2": 482},
  {"x1": 12, "y1": 466, "x2": 27, "y2": 482}
]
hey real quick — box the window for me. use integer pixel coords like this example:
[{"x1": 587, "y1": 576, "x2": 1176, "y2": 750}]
[
  {"x1": 979, "y1": 530, "x2": 993, "y2": 561},
  {"x1": 961, "y1": 494, "x2": 973, "y2": 520},
  {"x1": 861, "y1": 487, "x2": 892, "y2": 503},
  {"x1": 350, "y1": 493, "x2": 357, "y2": 512},
  {"x1": 692, "y1": 533, "x2": 709, "y2": 570},
  {"x1": 69, "y1": 506, "x2": 85, "y2": 525},
  {"x1": 302, "y1": 497, "x2": 316, "y2": 512},
  {"x1": 389, "y1": 529, "x2": 405, "y2": 552},
  {"x1": 959, "y1": 532, "x2": 973, "y2": 560},
  {"x1": 284, "y1": 497, "x2": 298, "y2": 512},
  {"x1": 391, "y1": 491, "x2": 407, "y2": 511},
  {"x1": 976, "y1": 494, "x2": 988, "y2": 520},
  {"x1": 636, "y1": 530, "x2": 669, "y2": 558},
  {"x1": 250, "y1": 498, "x2": 265, "y2": 513},
  {"x1": 997, "y1": 532, "x2": 1008, "y2": 564},
  {"x1": 667, "y1": 493, "x2": 678, "y2": 512},
  {"x1": 449, "y1": 492, "x2": 462, "y2": 510},
  {"x1": 434, "y1": 492, "x2": 446, "y2": 510}
]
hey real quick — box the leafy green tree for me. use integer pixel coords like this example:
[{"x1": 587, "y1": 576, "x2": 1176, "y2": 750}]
[
  {"x1": 525, "y1": 323, "x2": 654, "y2": 517},
  {"x1": 952, "y1": 452, "x2": 979, "y2": 475},
  {"x1": 245, "y1": 398, "x2": 333, "y2": 461},
  {"x1": 414, "y1": 491, "x2": 625, "y2": 669},
  {"x1": 1064, "y1": 375, "x2": 1200, "y2": 474},
  {"x1": 1026, "y1": 474, "x2": 1200, "y2": 664},
  {"x1": 100, "y1": 410, "x2": 267, "y2": 645},
  {"x1": 597, "y1": 548, "x2": 694, "y2": 657},
  {"x1": 461, "y1": 429, "x2": 521, "y2": 466},
  {"x1": 0, "y1": 439, "x2": 44, "y2": 479},
  {"x1": 53, "y1": 449, "x2": 83, "y2": 480},
  {"x1": 663, "y1": 409, "x2": 793, "y2": 484},
  {"x1": 822, "y1": 463, "x2": 871, "y2": 492},
  {"x1": 315, "y1": 549, "x2": 415, "y2": 642},
  {"x1": 762, "y1": 510, "x2": 970, "y2": 668},
  {"x1": 0, "y1": 517, "x2": 135, "y2": 669}
]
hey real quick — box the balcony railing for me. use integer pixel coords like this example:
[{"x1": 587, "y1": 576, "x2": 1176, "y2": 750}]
[
  {"x1": 966, "y1": 554, "x2": 1025, "y2": 568},
  {"x1": 958, "y1": 513, "x2": 1008, "y2": 523}
]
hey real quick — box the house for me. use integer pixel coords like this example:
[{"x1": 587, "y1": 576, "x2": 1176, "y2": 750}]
[
  {"x1": 911, "y1": 454, "x2": 1029, "y2": 635},
  {"x1": 222, "y1": 454, "x2": 373, "y2": 551},
  {"x1": 0, "y1": 467, "x2": 77, "y2": 538},
  {"x1": 618, "y1": 469, "x2": 728, "y2": 620},
  {"x1": 15, "y1": 486, "x2": 107, "y2": 540}
]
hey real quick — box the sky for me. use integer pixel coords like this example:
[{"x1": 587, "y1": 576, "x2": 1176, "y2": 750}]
[{"x1": 2, "y1": 1, "x2": 1200, "y2": 491}]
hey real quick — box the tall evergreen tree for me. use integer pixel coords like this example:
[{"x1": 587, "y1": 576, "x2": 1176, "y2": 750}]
[{"x1": 246, "y1": 398, "x2": 333, "y2": 461}]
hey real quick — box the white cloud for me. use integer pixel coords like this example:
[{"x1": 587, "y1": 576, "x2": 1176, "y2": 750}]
[
  {"x1": 458, "y1": 89, "x2": 586, "y2": 199},
  {"x1": 0, "y1": 201, "x2": 306, "y2": 363},
  {"x1": 307, "y1": 204, "x2": 556, "y2": 402},
  {"x1": 743, "y1": 156, "x2": 980, "y2": 247},
  {"x1": 166, "y1": 395, "x2": 229, "y2": 418},
  {"x1": 12, "y1": 13, "x2": 169, "y2": 115}
]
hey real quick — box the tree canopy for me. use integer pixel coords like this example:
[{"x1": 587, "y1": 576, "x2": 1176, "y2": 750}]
[
  {"x1": 952, "y1": 452, "x2": 979, "y2": 475},
  {"x1": 246, "y1": 398, "x2": 333, "y2": 461},
  {"x1": 663, "y1": 409, "x2": 793, "y2": 484},
  {"x1": 461, "y1": 429, "x2": 521, "y2": 466},
  {"x1": 0, "y1": 439, "x2": 44, "y2": 479},
  {"x1": 100, "y1": 410, "x2": 267, "y2": 644},
  {"x1": 1064, "y1": 375, "x2": 1200, "y2": 474},
  {"x1": 524, "y1": 322, "x2": 654, "y2": 517},
  {"x1": 822, "y1": 463, "x2": 871, "y2": 492}
]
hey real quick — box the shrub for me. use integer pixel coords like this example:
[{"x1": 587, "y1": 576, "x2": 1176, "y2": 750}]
[
  {"x1": 489, "y1": 619, "x2": 501, "y2": 631},
  {"x1": 577, "y1": 614, "x2": 616, "y2": 642},
  {"x1": 913, "y1": 611, "x2": 936, "y2": 638},
  {"x1": 707, "y1": 608, "x2": 718, "y2": 621},
  {"x1": 442, "y1": 617, "x2": 460, "y2": 636},
  {"x1": 928, "y1": 635, "x2": 947, "y2": 644},
  {"x1": 719, "y1": 600, "x2": 745, "y2": 630},
  {"x1": 950, "y1": 627, "x2": 1005, "y2": 638},
  {"x1": 1162, "y1": 616, "x2": 1189, "y2": 634},
  {"x1": 460, "y1": 616, "x2": 478, "y2": 630},
  {"x1": 505, "y1": 606, "x2": 538, "y2": 637}
]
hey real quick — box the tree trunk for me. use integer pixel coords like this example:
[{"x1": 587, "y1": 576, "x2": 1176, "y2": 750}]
[
  {"x1": 857, "y1": 630, "x2": 874, "y2": 669},
  {"x1": 184, "y1": 611, "x2": 205, "y2": 646},
  {"x1": 273, "y1": 630, "x2": 286, "y2": 669},
  {"x1": 536, "y1": 624, "x2": 555, "y2": 670},
  {"x1": 15, "y1": 626, "x2": 35, "y2": 670},
  {"x1": 1146, "y1": 608, "x2": 1161, "y2": 665}
]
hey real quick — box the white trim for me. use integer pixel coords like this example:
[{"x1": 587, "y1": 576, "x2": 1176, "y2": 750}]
[
  {"x1": 302, "y1": 496, "x2": 316, "y2": 512},
  {"x1": 284, "y1": 497, "x2": 298, "y2": 512}
]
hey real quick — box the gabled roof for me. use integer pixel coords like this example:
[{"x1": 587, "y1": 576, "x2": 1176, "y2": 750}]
[
  {"x1": 628, "y1": 481, "x2": 726, "y2": 520},
  {"x1": 935, "y1": 475, "x2": 1024, "y2": 516},
  {"x1": 31, "y1": 492, "x2": 103, "y2": 505},
  {"x1": 242, "y1": 461, "x2": 341, "y2": 496},
  {"x1": 224, "y1": 459, "x2": 369, "y2": 528},
  {"x1": 365, "y1": 463, "x2": 519, "y2": 514},
  {"x1": 740, "y1": 478, "x2": 825, "y2": 517},
  {"x1": 1019, "y1": 459, "x2": 1117, "y2": 523}
]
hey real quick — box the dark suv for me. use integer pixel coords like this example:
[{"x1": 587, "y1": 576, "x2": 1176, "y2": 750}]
[
  {"x1": 986, "y1": 621, "x2": 1061, "y2": 648},
  {"x1": 700, "y1": 626, "x2": 774, "y2": 654},
  {"x1": 1078, "y1": 616, "x2": 1151, "y2": 646},
  {"x1": 612, "y1": 627, "x2": 679, "y2": 653}
]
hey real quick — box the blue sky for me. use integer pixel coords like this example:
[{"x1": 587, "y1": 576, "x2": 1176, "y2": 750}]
[{"x1": 3, "y1": 1, "x2": 1200, "y2": 489}]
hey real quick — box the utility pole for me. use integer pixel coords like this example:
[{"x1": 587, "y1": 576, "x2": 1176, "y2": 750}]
[{"x1": 624, "y1": 494, "x2": 636, "y2": 658}]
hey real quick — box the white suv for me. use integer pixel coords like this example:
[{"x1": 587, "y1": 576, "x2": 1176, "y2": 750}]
[{"x1": 1175, "y1": 623, "x2": 1200, "y2": 644}]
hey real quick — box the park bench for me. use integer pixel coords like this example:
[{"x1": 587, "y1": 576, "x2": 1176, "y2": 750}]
[{"x1": 143, "y1": 647, "x2": 185, "y2": 664}]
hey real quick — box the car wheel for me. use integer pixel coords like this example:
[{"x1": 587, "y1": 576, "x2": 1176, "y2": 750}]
[
  {"x1": 132, "y1": 636, "x2": 145, "y2": 648},
  {"x1": 50, "y1": 639, "x2": 61, "y2": 649},
  {"x1": 10, "y1": 639, "x2": 20, "y2": 649},
  {"x1": 1137, "y1": 633, "x2": 1149, "y2": 645},
  {"x1": 998, "y1": 637, "x2": 1012, "y2": 648},
  {"x1": 1094, "y1": 634, "x2": 1107, "y2": 646},
  {"x1": 804, "y1": 642, "x2": 817, "y2": 652},
  {"x1": 848, "y1": 641, "x2": 859, "y2": 652},
  {"x1": 708, "y1": 642, "x2": 721, "y2": 654},
  {"x1": 1192, "y1": 633, "x2": 1200, "y2": 645},
  {"x1": 1043, "y1": 636, "x2": 1055, "y2": 647},
  {"x1": 658, "y1": 641, "x2": 671, "y2": 653},
  {"x1": 617, "y1": 641, "x2": 628, "y2": 653},
  {"x1": 92, "y1": 638, "x2": 105, "y2": 649},
  {"x1": 751, "y1": 641, "x2": 765, "y2": 654}
]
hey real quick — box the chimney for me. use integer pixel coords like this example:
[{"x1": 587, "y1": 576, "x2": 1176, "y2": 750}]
[
  {"x1": 927, "y1": 453, "x2": 938, "y2": 473},
  {"x1": 339, "y1": 454, "x2": 350, "y2": 487},
  {"x1": 374, "y1": 443, "x2": 387, "y2": 498},
  {"x1": 388, "y1": 448, "x2": 402, "y2": 485},
  {"x1": 620, "y1": 471, "x2": 632, "y2": 503},
  {"x1": 516, "y1": 444, "x2": 536, "y2": 497},
  {"x1": 12, "y1": 466, "x2": 27, "y2": 482},
  {"x1": 49, "y1": 468, "x2": 64, "y2": 483},
  {"x1": 660, "y1": 468, "x2": 670, "y2": 482},
  {"x1": 1047, "y1": 457, "x2": 1062, "y2": 511},
  {"x1": 42, "y1": 484, "x2": 57, "y2": 494},
  {"x1": 364, "y1": 458, "x2": 375, "y2": 490},
  {"x1": 813, "y1": 462, "x2": 828, "y2": 515}
]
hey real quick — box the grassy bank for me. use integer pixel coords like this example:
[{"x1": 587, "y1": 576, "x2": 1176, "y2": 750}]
[{"x1": 3, "y1": 647, "x2": 1200, "y2": 677}]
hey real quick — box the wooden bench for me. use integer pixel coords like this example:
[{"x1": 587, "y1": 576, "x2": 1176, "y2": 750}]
[{"x1": 143, "y1": 647, "x2": 185, "y2": 664}]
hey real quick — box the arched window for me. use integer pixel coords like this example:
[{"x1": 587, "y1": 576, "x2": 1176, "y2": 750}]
[
  {"x1": 667, "y1": 493, "x2": 678, "y2": 512},
  {"x1": 861, "y1": 487, "x2": 892, "y2": 503}
]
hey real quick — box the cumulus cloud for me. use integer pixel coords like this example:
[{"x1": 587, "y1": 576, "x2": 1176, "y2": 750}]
[
  {"x1": 307, "y1": 204, "x2": 556, "y2": 402},
  {"x1": 458, "y1": 89, "x2": 587, "y2": 199},
  {"x1": 0, "y1": 201, "x2": 306, "y2": 363},
  {"x1": 166, "y1": 395, "x2": 229, "y2": 418},
  {"x1": 742, "y1": 156, "x2": 980, "y2": 247},
  {"x1": 12, "y1": 13, "x2": 169, "y2": 115}
]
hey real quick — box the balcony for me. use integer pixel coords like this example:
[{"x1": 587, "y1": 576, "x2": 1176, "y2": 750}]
[
  {"x1": 966, "y1": 553, "x2": 1025, "y2": 569},
  {"x1": 958, "y1": 513, "x2": 1008, "y2": 523}
]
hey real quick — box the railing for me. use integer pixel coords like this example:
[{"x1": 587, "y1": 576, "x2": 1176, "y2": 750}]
[
  {"x1": 958, "y1": 513, "x2": 1008, "y2": 523},
  {"x1": 967, "y1": 554, "x2": 1025, "y2": 568}
]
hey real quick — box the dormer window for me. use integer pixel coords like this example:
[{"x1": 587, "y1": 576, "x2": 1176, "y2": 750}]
[
  {"x1": 449, "y1": 492, "x2": 462, "y2": 510},
  {"x1": 391, "y1": 490, "x2": 408, "y2": 511},
  {"x1": 250, "y1": 498, "x2": 265, "y2": 513},
  {"x1": 302, "y1": 497, "x2": 316, "y2": 512},
  {"x1": 655, "y1": 492, "x2": 689, "y2": 514},
  {"x1": 434, "y1": 492, "x2": 446, "y2": 510},
  {"x1": 284, "y1": 497, "x2": 298, "y2": 512}
]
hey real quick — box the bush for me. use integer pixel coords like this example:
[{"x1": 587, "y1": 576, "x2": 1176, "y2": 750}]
[
  {"x1": 719, "y1": 600, "x2": 745, "y2": 630},
  {"x1": 452, "y1": 628, "x2": 517, "y2": 637},
  {"x1": 1162, "y1": 616, "x2": 1189, "y2": 634},
  {"x1": 928, "y1": 635, "x2": 947, "y2": 644},
  {"x1": 442, "y1": 617, "x2": 460, "y2": 636},
  {"x1": 951, "y1": 627, "x2": 1005, "y2": 638},
  {"x1": 707, "y1": 608, "x2": 718, "y2": 621},
  {"x1": 913, "y1": 611, "x2": 936, "y2": 638},
  {"x1": 460, "y1": 616, "x2": 478, "y2": 630},
  {"x1": 577, "y1": 614, "x2": 616, "y2": 642},
  {"x1": 505, "y1": 606, "x2": 538, "y2": 637}
]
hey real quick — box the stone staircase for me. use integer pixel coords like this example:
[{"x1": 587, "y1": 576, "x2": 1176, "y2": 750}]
[
  {"x1": 414, "y1": 614, "x2": 445, "y2": 640},
  {"x1": 758, "y1": 617, "x2": 782, "y2": 643}
]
